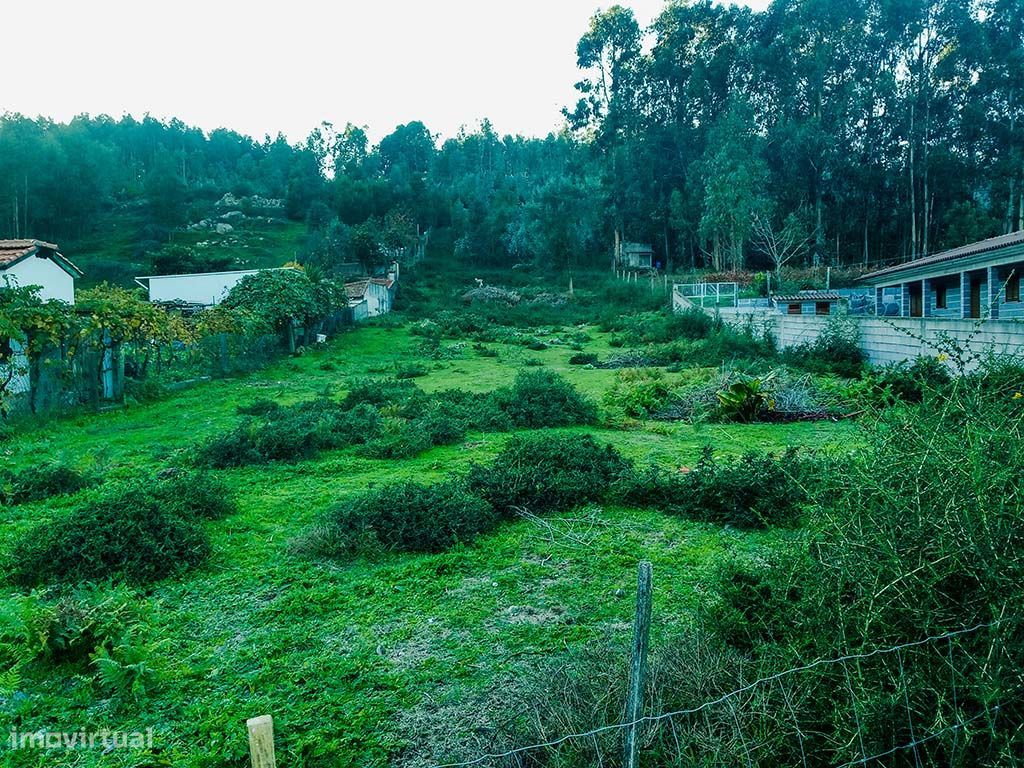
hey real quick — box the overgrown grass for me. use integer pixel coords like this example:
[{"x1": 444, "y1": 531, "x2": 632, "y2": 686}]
[{"x1": 0, "y1": 283, "x2": 859, "y2": 766}]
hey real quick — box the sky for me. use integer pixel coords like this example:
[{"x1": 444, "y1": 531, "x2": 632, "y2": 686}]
[{"x1": 3, "y1": 0, "x2": 770, "y2": 144}]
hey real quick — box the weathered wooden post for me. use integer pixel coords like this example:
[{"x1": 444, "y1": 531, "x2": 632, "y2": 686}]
[
  {"x1": 247, "y1": 715, "x2": 277, "y2": 768},
  {"x1": 624, "y1": 561, "x2": 653, "y2": 768}
]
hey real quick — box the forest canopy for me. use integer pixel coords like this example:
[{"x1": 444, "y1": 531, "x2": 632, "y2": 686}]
[{"x1": 1, "y1": 0, "x2": 1021, "y2": 274}]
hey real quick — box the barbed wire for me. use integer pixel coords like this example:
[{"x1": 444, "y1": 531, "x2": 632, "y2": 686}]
[{"x1": 433, "y1": 618, "x2": 1012, "y2": 768}]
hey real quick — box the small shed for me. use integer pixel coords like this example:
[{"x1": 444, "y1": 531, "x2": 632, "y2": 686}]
[
  {"x1": 773, "y1": 291, "x2": 845, "y2": 316},
  {"x1": 345, "y1": 278, "x2": 394, "y2": 318},
  {"x1": 619, "y1": 242, "x2": 655, "y2": 270}
]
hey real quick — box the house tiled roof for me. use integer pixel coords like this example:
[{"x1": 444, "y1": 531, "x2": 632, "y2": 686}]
[
  {"x1": 0, "y1": 239, "x2": 82, "y2": 276},
  {"x1": 345, "y1": 280, "x2": 370, "y2": 300},
  {"x1": 773, "y1": 291, "x2": 843, "y2": 303},
  {"x1": 860, "y1": 231, "x2": 1024, "y2": 282},
  {"x1": 370, "y1": 277, "x2": 394, "y2": 289}
]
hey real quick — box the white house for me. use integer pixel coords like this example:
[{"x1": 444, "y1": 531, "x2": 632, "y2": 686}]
[
  {"x1": 345, "y1": 278, "x2": 395, "y2": 318},
  {"x1": 1, "y1": 240, "x2": 82, "y2": 402},
  {"x1": 0, "y1": 239, "x2": 82, "y2": 303},
  {"x1": 134, "y1": 269, "x2": 268, "y2": 307}
]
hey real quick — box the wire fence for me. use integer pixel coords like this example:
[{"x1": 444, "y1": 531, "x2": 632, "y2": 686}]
[{"x1": 427, "y1": 617, "x2": 1017, "y2": 768}]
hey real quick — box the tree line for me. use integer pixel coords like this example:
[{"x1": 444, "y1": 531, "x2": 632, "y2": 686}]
[{"x1": 1, "y1": 0, "x2": 1021, "y2": 274}]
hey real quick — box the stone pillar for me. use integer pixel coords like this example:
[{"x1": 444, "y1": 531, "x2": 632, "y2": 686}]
[
  {"x1": 922, "y1": 279, "x2": 931, "y2": 317},
  {"x1": 960, "y1": 272, "x2": 969, "y2": 319},
  {"x1": 900, "y1": 283, "x2": 910, "y2": 318},
  {"x1": 986, "y1": 266, "x2": 999, "y2": 319}
]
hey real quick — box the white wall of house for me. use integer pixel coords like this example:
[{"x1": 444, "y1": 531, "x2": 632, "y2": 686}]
[
  {"x1": 365, "y1": 283, "x2": 392, "y2": 317},
  {"x1": 2, "y1": 256, "x2": 76, "y2": 304},
  {"x1": 140, "y1": 270, "x2": 261, "y2": 306}
]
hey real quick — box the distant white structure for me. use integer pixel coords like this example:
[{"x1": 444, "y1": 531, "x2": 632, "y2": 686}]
[
  {"x1": 1, "y1": 240, "x2": 82, "y2": 400},
  {"x1": 135, "y1": 269, "x2": 267, "y2": 307},
  {"x1": 0, "y1": 239, "x2": 82, "y2": 304},
  {"x1": 345, "y1": 277, "x2": 395, "y2": 318}
]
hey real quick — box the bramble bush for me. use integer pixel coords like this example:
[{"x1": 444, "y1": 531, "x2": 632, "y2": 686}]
[
  {"x1": 1, "y1": 462, "x2": 99, "y2": 505},
  {"x1": 616, "y1": 447, "x2": 818, "y2": 529},
  {"x1": 8, "y1": 479, "x2": 214, "y2": 586},
  {"x1": 307, "y1": 480, "x2": 496, "y2": 555},
  {"x1": 467, "y1": 433, "x2": 629, "y2": 515},
  {"x1": 492, "y1": 369, "x2": 597, "y2": 428}
]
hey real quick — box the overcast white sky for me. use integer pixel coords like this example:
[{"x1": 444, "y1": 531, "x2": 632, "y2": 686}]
[{"x1": 4, "y1": 0, "x2": 769, "y2": 144}]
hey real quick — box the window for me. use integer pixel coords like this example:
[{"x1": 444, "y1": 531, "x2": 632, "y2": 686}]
[
  {"x1": 815, "y1": 302, "x2": 831, "y2": 316},
  {"x1": 787, "y1": 303, "x2": 802, "y2": 315},
  {"x1": 935, "y1": 284, "x2": 948, "y2": 310},
  {"x1": 1006, "y1": 271, "x2": 1021, "y2": 303}
]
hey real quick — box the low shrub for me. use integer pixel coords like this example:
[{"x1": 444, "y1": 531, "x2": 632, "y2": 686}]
[
  {"x1": 2, "y1": 463, "x2": 99, "y2": 505},
  {"x1": 433, "y1": 389, "x2": 514, "y2": 433},
  {"x1": 568, "y1": 352, "x2": 599, "y2": 366},
  {"x1": 603, "y1": 368, "x2": 674, "y2": 418},
  {"x1": 358, "y1": 425, "x2": 434, "y2": 459},
  {"x1": 149, "y1": 470, "x2": 237, "y2": 520},
  {"x1": 492, "y1": 370, "x2": 597, "y2": 428},
  {"x1": 784, "y1": 315, "x2": 865, "y2": 378},
  {"x1": 617, "y1": 447, "x2": 815, "y2": 528},
  {"x1": 467, "y1": 433, "x2": 629, "y2": 515},
  {"x1": 872, "y1": 356, "x2": 952, "y2": 403},
  {"x1": 8, "y1": 481, "x2": 211, "y2": 586},
  {"x1": 19, "y1": 585, "x2": 139, "y2": 666},
  {"x1": 197, "y1": 400, "x2": 383, "y2": 467},
  {"x1": 395, "y1": 362, "x2": 430, "y2": 379},
  {"x1": 311, "y1": 480, "x2": 496, "y2": 555},
  {"x1": 237, "y1": 398, "x2": 283, "y2": 416}
]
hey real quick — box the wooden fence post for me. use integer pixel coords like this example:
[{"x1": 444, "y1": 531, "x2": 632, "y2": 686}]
[
  {"x1": 247, "y1": 715, "x2": 277, "y2": 768},
  {"x1": 624, "y1": 561, "x2": 653, "y2": 768}
]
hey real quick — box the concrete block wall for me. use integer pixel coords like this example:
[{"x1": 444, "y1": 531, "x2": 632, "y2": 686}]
[{"x1": 680, "y1": 296, "x2": 1024, "y2": 367}]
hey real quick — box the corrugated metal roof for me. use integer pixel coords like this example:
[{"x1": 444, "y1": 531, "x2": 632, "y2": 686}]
[
  {"x1": 860, "y1": 231, "x2": 1024, "y2": 282},
  {"x1": 772, "y1": 291, "x2": 843, "y2": 302}
]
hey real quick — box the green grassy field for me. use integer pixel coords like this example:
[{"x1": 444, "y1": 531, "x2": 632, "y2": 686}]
[{"x1": 1, "y1": 323, "x2": 856, "y2": 767}]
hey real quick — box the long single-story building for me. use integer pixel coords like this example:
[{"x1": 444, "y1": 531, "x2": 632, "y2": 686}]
[
  {"x1": 860, "y1": 231, "x2": 1024, "y2": 320},
  {"x1": 135, "y1": 269, "x2": 267, "y2": 307},
  {"x1": 674, "y1": 232, "x2": 1024, "y2": 367}
]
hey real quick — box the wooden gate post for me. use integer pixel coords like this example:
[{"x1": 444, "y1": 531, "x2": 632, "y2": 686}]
[
  {"x1": 247, "y1": 715, "x2": 277, "y2": 768},
  {"x1": 624, "y1": 561, "x2": 653, "y2": 768}
]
